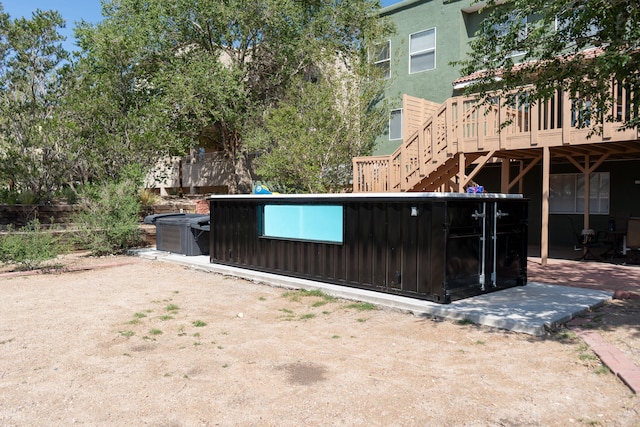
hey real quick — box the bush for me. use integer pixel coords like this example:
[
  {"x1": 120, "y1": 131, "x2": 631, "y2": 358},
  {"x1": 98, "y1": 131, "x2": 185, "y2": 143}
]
[
  {"x1": 138, "y1": 188, "x2": 159, "y2": 208},
  {"x1": 57, "y1": 186, "x2": 81, "y2": 205},
  {"x1": 0, "y1": 189, "x2": 41, "y2": 205},
  {"x1": 15, "y1": 190, "x2": 40, "y2": 205},
  {"x1": 0, "y1": 188, "x2": 18, "y2": 204},
  {"x1": 0, "y1": 220, "x2": 65, "y2": 270},
  {"x1": 74, "y1": 175, "x2": 144, "y2": 256}
]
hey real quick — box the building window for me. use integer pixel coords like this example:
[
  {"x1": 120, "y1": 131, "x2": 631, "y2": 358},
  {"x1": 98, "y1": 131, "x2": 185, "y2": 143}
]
[
  {"x1": 493, "y1": 12, "x2": 527, "y2": 57},
  {"x1": 409, "y1": 28, "x2": 435, "y2": 74},
  {"x1": 550, "y1": 172, "x2": 610, "y2": 215},
  {"x1": 554, "y1": 9, "x2": 599, "y2": 40},
  {"x1": 389, "y1": 109, "x2": 403, "y2": 140},
  {"x1": 372, "y1": 40, "x2": 390, "y2": 79}
]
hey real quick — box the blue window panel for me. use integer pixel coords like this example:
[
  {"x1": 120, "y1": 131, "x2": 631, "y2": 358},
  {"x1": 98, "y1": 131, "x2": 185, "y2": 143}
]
[{"x1": 262, "y1": 204, "x2": 343, "y2": 243}]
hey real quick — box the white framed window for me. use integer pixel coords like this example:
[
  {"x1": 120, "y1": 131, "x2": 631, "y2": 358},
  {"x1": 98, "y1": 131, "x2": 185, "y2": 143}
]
[
  {"x1": 409, "y1": 28, "x2": 435, "y2": 74},
  {"x1": 554, "y1": 9, "x2": 599, "y2": 38},
  {"x1": 372, "y1": 40, "x2": 390, "y2": 79},
  {"x1": 550, "y1": 172, "x2": 610, "y2": 215},
  {"x1": 389, "y1": 109, "x2": 403, "y2": 140},
  {"x1": 493, "y1": 12, "x2": 527, "y2": 57}
]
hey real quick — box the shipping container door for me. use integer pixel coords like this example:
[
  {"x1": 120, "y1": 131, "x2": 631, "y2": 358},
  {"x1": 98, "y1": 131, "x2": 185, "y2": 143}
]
[
  {"x1": 445, "y1": 201, "x2": 485, "y2": 293},
  {"x1": 489, "y1": 200, "x2": 528, "y2": 288}
]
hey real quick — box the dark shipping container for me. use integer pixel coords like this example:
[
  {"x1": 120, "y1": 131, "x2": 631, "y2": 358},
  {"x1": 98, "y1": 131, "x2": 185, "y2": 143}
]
[{"x1": 209, "y1": 193, "x2": 528, "y2": 303}]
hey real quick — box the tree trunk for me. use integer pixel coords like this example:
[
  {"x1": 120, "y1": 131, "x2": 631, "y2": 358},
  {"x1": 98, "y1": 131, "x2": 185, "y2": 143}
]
[
  {"x1": 234, "y1": 152, "x2": 253, "y2": 194},
  {"x1": 224, "y1": 152, "x2": 253, "y2": 194}
]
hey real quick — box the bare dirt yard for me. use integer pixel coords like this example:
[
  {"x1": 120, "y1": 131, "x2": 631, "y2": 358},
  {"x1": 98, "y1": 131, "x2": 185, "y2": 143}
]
[{"x1": 1, "y1": 253, "x2": 639, "y2": 426}]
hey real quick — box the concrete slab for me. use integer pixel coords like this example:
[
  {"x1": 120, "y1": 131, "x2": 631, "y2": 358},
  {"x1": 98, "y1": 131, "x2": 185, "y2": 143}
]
[
  {"x1": 442, "y1": 283, "x2": 612, "y2": 335},
  {"x1": 134, "y1": 249, "x2": 612, "y2": 336}
]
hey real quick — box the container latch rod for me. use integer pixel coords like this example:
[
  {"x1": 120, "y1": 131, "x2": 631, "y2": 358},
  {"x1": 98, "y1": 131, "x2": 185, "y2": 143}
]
[{"x1": 472, "y1": 205, "x2": 487, "y2": 291}]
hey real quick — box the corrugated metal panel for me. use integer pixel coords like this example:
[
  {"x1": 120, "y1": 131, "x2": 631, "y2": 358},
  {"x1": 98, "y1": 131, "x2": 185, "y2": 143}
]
[{"x1": 209, "y1": 194, "x2": 527, "y2": 303}]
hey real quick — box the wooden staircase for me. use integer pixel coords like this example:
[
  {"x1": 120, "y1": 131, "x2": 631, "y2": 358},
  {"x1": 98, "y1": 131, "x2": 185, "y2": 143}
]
[{"x1": 353, "y1": 88, "x2": 640, "y2": 193}]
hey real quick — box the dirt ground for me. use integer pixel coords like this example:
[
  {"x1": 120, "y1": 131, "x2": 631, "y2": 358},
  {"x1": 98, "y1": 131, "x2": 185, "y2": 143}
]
[{"x1": 0, "y1": 253, "x2": 639, "y2": 426}]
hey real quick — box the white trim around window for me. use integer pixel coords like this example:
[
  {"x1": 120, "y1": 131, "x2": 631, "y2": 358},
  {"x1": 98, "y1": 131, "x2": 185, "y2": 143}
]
[
  {"x1": 493, "y1": 13, "x2": 527, "y2": 57},
  {"x1": 409, "y1": 28, "x2": 436, "y2": 74},
  {"x1": 389, "y1": 109, "x2": 403, "y2": 141},
  {"x1": 373, "y1": 40, "x2": 391, "y2": 80}
]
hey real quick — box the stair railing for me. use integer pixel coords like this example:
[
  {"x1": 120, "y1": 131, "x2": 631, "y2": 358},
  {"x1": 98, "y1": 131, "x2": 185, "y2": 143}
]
[{"x1": 353, "y1": 82, "x2": 638, "y2": 193}]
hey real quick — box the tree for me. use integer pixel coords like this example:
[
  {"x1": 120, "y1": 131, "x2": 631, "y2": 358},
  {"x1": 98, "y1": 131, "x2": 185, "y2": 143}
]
[
  {"x1": 455, "y1": 0, "x2": 640, "y2": 133},
  {"x1": 73, "y1": 0, "x2": 393, "y2": 193},
  {"x1": 0, "y1": 6, "x2": 73, "y2": 202},
  {"x1": 247, "y1": 63, "x2": 388, "y2": 193},
  {"x1": 67, "y1": 6, "x2": 181, "y2": 188}
]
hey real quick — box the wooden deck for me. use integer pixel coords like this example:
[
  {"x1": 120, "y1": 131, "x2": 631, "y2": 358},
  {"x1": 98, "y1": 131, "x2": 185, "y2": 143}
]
[
  {"x1": 353, "y1": 89, "x2": 640, "y2": 264},
  {"x1": 354, "y1": 91, "x2": 640, "y2": 194}
]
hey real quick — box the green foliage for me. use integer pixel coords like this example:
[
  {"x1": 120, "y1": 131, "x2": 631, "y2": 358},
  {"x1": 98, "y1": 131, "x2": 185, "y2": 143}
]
[
  {"x1": 71, "y1": 0, "x2": 393, "y2": 193},
  {"x1": 247, "y1": 68, "x2": 387, "y2": 193},
  {"x1": 57, "y1": 186, "x2": 81, "y2": 205},
  {"x1": 0, "y1": 189, "x2": 18, "y2": 205},
  {"x1": 73, "y1": 168, "x2": 144, "y2": 255},
  {"x1": 15, "y1": 191, "x2": 40, "y2": 205},
  {"x1": 283, "y1": 288, "x2": 336, "y2": 304},
  {"x1": 0, "y1": 220, "x2": 65, "y2": 270},
  {"x1": 0, "y1": 1, "x2": 393, "y2": 196},
  {"x1": 65, "y1": 21, "x2": 183, "y2": 184},
  {"x1": 0, "y1": 8, "x2": 74, "y2": 202},
  {"x1": 455, "y1": 0, "x2": 640, "y2": 133},
  {"x1": 299, "y1": 313, "x2": 316, "y2": 320}
]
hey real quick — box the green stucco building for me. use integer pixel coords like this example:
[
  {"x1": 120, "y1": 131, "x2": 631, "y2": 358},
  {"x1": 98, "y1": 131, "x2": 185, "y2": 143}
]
[{"x1": 375, "y1": 0, "x2": 482, "y2": 155}]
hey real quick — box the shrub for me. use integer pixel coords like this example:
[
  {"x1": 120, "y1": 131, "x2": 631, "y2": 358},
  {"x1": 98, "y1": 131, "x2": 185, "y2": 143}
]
[
  {"x1": 139, "y1": 188, "x2": 159, "y2": 208},
  {"x1": 15, "y1": 190, "x2": 40, "y2": 205},
  {"x1": 0, "y1": 188, "x2": 18, "y2": 204},
  {"x1": 73, "y1": 174, "x2": 144, "y2": 256},
  {"x1": 0, "y1": 220, "x2": 65, "y2": 270},
  {"x1": 57, "y1": 186, "x2": 81, "y2": 205},
  {"x1": 0, "y1": 189, "x2": 41, "y2": 205}
]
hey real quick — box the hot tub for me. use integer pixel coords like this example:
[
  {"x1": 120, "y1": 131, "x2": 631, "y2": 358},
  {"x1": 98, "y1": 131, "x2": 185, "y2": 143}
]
[{"x1": 144, "y1": 213, "x2": 210, "y2": 256}]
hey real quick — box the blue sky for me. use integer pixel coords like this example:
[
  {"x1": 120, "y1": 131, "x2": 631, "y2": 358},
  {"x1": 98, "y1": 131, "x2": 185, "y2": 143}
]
[
  {"x1": 3, "y1": 0, "x2": 104, "y2": 52},
  {"x1": 3, "y1": 0, "x2": 403, "y2": 52}
]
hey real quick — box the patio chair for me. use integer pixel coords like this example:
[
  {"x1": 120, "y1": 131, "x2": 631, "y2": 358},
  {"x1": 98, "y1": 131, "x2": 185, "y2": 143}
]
[{"x1": 569, "y1": 216, "x2": 602, "y2": 261}]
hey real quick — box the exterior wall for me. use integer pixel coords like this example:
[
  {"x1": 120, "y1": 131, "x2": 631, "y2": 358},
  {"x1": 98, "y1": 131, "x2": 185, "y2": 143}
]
[
  {"x1": 144, "y1": 151, "x2": 232, "y2": 195},
  {"x1": 182, "y1": 152, "x2": 233, "y2": 191},
  {"x1": 144, "y1": 156, "x2": 181, "y2": 192},
  {"x1": 375, "y1": 0, "x2": 477, "y2": 155}
]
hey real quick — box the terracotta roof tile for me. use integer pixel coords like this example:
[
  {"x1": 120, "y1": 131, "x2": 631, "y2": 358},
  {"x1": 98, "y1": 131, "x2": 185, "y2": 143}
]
[{"x1": 452, "y1": 47, "x2": 604, "y2": 88}]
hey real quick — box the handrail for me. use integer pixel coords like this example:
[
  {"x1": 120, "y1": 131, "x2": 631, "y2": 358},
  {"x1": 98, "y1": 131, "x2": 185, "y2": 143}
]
[{"x1": 353, "y1": 84, "x2": 638, "y2": 193}]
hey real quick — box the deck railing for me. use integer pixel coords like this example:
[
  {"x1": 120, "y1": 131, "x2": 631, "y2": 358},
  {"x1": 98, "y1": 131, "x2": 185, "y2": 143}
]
[{"x1": 353, "y1": 86, "x2": 639, "y2": 192}]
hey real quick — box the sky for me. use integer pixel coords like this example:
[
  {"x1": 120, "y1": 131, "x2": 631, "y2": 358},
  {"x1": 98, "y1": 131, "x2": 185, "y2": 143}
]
[
  {"x1": 3, "y1": 0, "x2": 403, "y2": 52},
  {"x1": 3, "y1": 0, "x2": 103, "y2": 52}
]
